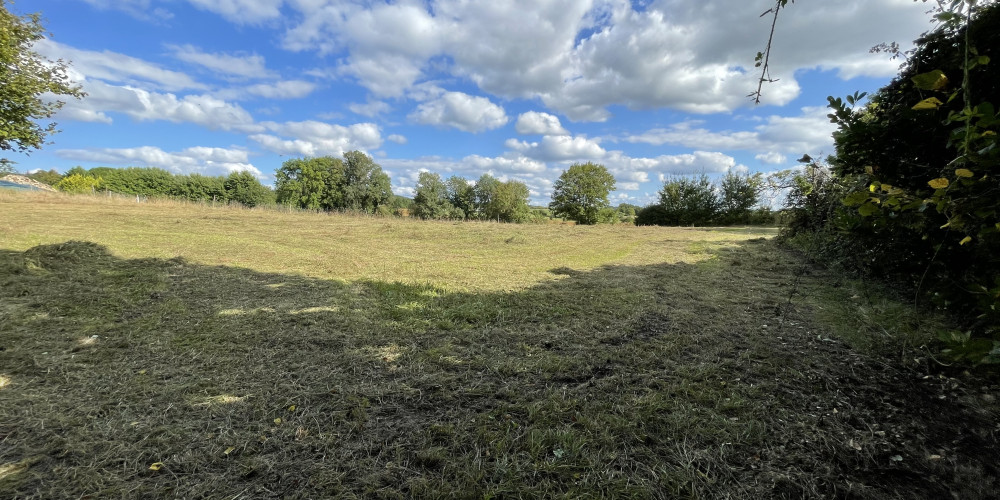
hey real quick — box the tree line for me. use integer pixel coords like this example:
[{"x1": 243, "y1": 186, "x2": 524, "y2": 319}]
[{"x1": 44, "y1": 166, "x2": 274, "y2": 207}]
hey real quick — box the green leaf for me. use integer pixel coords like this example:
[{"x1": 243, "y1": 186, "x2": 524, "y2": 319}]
[
  {"x1": 858, "y1": 203, "x2": 879, "y2": 217},
  {"x1": 913, "y1": 97, "x2": 944, "y2": 110},
  {"x1": 843, "y1": 191, "x2": 869, "y2": 206},
  {"x1": 911, "y1": 70, "x2": 948, "y2": 91}
]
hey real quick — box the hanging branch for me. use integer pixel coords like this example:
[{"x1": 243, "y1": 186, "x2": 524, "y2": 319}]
[{"x1": 749, "y1": 0, "x2": 792, "y2": 105}]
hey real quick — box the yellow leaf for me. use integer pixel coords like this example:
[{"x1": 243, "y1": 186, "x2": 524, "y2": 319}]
[
  {"x1": 865, "y1": 166, "x2": 874, "y2": 175},
  {"x1": 869, "y1": 183, "x2": 877, "y2": 193},
  {"x1": 274, "y1": 418, "x2": 282, "y2": 425},
  {"x1": 928, "y1": 178, "x2": 950, "y2": 189},
  {"x1": 288, "y1": 405, "x2": 296, "y2": 412},
  {"x1": 955, "y1": 168, "x2": 974, "y2": 178},
  {"x1": 960, "y1": 236, "x2": 972, "y2": 245},
  {"x1": 224, "y1": 446, "x2": 236, "y2": 455},
  {"x1": 912, "y1": 97, "x2": 943, "y2": 110},
  {"x1": 149, "y1": 462, "x2": 164, "y2": 471}
]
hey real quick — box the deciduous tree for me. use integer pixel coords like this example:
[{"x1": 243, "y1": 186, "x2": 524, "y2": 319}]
[
  {"x1": 1, "y1": 1, "x2": 84, "y2": 154},
  {"x1": 549, "y1": 162, "x2": 616, "y2": 225}
]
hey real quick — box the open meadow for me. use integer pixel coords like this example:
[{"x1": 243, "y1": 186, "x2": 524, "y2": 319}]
[{"x1": 1, "y1": 190, "x2": 997, "y2": 499}]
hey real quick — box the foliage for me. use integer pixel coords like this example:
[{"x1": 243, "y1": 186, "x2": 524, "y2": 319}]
[
  {"x1": 717, "y1": 172, "x2": 764, "y2": 224},
  {"x1": 224, "y1": 171, "x2": 273, "y2": 207},
  {"x1": 548, "y1": 162, "x2": 617, "y2": 225},
  {"x1": 658, "y1": 174, "x2": 720, "y2": 226},
  {"x1": 0, "y1": 1, "x2": 85, "y2": 153},
  {"x1": 446, "y1": 175, "x2": 475, "y2": 217},
  {"x1": 413, "y1": 172, "x2": 458, "y2": 220},
  {"x1": 55, "y1": 173, "x2": 102, "y2": 194},
  {"x1": 25, "y1": 168, "x2": 62, "y2": 186},
  {"x1": 0, "y1": 158, "x2": 15, "y2": 174},
  {"x1": 615, "y1": 203, "x2": 640, "y2": 224},
  {"x1": 275, "y1": 156, "x2": 344, "y2": 210},
  {"x1": 342, "y1": 151, "x2": 392, "y2": 214},
  {"x1": 784, "y1": 1, "x2": 1000, "y2": 363},
  {"x1": 635, "y1": 204, "x2": 669, "y2": 226}
]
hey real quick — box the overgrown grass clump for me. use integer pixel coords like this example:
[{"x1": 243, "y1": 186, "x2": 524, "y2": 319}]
[{"x1": 1, "y1": 191, "x2": 996, "y2": 499}]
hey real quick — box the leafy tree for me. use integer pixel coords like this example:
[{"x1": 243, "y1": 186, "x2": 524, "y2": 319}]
[
  {"x1": 658, "y1": 174, "x2": 719, "y2": 226},
  {"x1": 412, "y1": 171, "x2": 456, "y2": 220},
  {"x1": 491, "y1": 180, "x2": 532, "y2": 223},
  {"x1": 718, "y1": 172, "x2": 763, "y2": 224},
  {"x1": 342, "y1": 150, "x2": 392, "y2": 213},
  {"x1": 446, "y1": 175, "x2": 475, "y2": 218},
  {"x1": 0, "y1": 158, "x2": 15, "y2": 174},
  {"x1": 55, "y1": 173, "x2": 101, "y2": 194},
  {"x1": 549, "y1": 162, "x2": 617, "y2": 225},
  {"x1": 472, "y1": 173, "x2": 501, "y2": 220},
  {"x1": 224, "y1": 171, "x2": 273, "y2": 207},
  {"x1": 0, "y1": 1, "x2": 84, "y2": 154},
  {"x1": 274, "y1": 156, "x2": 344, "y2": 210}
]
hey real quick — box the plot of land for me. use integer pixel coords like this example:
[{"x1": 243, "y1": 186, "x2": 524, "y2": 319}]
[{"x1": 1, "y1": 191, "x2": 997, "y2": 498}]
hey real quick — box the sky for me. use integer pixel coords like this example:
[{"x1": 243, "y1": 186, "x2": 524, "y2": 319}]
[{"x1": 16, "y1": 0, "x2": 940, "y2": 205}]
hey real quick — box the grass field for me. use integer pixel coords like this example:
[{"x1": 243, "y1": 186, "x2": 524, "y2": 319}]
[{"x1": 1, "y1": 190, "x2": 997, "y2": 499}]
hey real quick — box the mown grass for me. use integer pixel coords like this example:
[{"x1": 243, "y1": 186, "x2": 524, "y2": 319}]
[{"x1": 1, "y1": 190, "x2": 997, "y2": 499}]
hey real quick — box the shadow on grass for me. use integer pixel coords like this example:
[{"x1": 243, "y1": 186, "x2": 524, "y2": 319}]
[{"x1": 0, "y1": 240, "x2": 996, "y2": 499}]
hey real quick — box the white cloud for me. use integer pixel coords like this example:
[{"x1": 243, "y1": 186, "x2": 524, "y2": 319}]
[
  {"x1": 167, "y1": 44, "x2": 275, "y2": 79},
  {"x1": 755, "y1": 152, "x2": 787, "y2": 165},
  {"x1": 187, "y1": 0, "x2": 284, "y2": 24},
  {"x1": 56, "y1": 146, "x2": 261, "y2": 177},
  {"x1": 624, "y1": 107, "x2": 837, "y2": 155},
  {"x1": 35, "y1": 39, "x2": 203, "y2": 92},
  {"x1": 463, "y1": 154, "x2": 548, "y2": 174},
  {"x1": 57, "y1": 80, "x2": 257, "y2": 131},
  {"x1": 515, "y1": 111, "x2": 569, "y2": 135},
  {"x1": 409, "y1": 92, "x2": 508, "y2": 133},
  {"x1": 243, "y1": 81, "x2": 316, "y2": 99},
  {"x1": 506, "y1": 135, "x2": 606, "y2": 162},
  {"x1": 250, "y1": 120, "x2": 383, "y2": 157},
  {"x1": 387, "y1": 134, "x2": 407, "y2": 144},
  {"x1": 274, "y1": 0, "x2": 930, "y2": 119}
]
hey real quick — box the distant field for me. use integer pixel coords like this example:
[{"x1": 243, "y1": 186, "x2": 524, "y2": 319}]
[
  {"x1": 1, "y1": 190, "x2": 996, "y2": 499},
  {"x1": 0, "y1": 190, "x2": 775, "y2": 291}
]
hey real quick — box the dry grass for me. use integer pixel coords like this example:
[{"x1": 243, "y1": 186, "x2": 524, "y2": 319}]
[{"x1": 0, "y1": 190, "x2": 996, "y2": 499}]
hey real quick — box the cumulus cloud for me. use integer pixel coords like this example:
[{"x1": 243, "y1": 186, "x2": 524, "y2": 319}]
[
  {"x1": 273, "y1": 0, "x2": 930, "y2": 119},
  {"x1": 57, "y1": 80, "x2": 257, "y2": 131},
  {"x1": 506, "y1": 135, "x2": 605, "y2": 162},
  {"x1": 462, "y1": 154, "x2": 548, "y2": 174},
  {"x1": 167, "y1": 44, "x2": 275, "y2": 79},
  {"x1": 515, "y1": 111, "x2": 569, "y2": 135},
  {"x1": 56, "y1": 146, "x2": 261, "y2": 177},
  {"x1": 623, "y1": 107, "x2": 837, "y2": 155},
  {"x1": 755, "y1": 152, "x2": 788, "y2": 165},
  {"x1": 408, "y1": 92, "x2": 508, "y2": 133},
  {"x1": 250, "y1": 120, "x2": 383, "y2": 157},
  {"x1": 387, "y1": 134, "x2": 407, "y2": 144}
]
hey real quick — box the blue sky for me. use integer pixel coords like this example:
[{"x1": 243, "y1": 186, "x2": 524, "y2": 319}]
[{"x1": 18, "y1": 0, "x2": 937, "y2": 205}]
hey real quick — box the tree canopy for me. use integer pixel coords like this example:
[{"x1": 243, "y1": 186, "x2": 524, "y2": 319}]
[
  {"x1": 274, "y1": 152, "x2": 392, "y2": 214},
  {"x1": 548, "y1": 162, "x2": 616, "y2": 225},
  {"x1": 0, "y1": 1, "x2": 84, "y2": 154}
]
